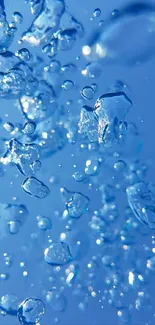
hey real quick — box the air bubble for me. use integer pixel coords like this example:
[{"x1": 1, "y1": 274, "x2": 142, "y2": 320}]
[
  {"x1": 17, "y1": 298, "x2": 45, "y2": 324},
  {"x1": 22, "y1": 177, "x2": 50, "y2": 199},
  {"x1": 81, "y1": 86, "x2": 95, "y2": 100},
  {"x1": 13, "y1": 12, "x2": 23, "y2": 24},
  {"x1": 44, "y1": 242, "x2": 72, "y2": 266}
]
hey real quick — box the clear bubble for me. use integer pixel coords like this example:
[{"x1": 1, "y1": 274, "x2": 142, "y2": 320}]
[
  {"x1": 8, "y1": 220, "x2": 21, "y2": 234},
  {"x1": 72, "y1": 171, "x2": 86, "y2": 182},
  {"x1": 22, "y1": 176, "x2": 50, "y2": 199},
  {"x1": 126, "y1": 181, "x2": 155, "y2": 228},
  {"x1": 3, "y1": 139, "x2": 40, "y2": 176},
  {"x1": 44, "y1": 242, "x2": 72, "y2": 266},
  {"x1": 13, "y1": 12, "x2": 23, "y2": 24},
  {"x1": 61, "y1": 187, "x2": 90, "y2": 218},
  {"x1": 0, "y1": 68, "x2": 26, "y2": 99},
  {"x1": 15, "y1": 48, "x2": 30, "y2": 62},
  {"x1": 114, "y1": 160, "x2": 126, "y2": 172},
  {"x1": 22, "y1": 0, "x2": 65, "y2": 46},
  {"x1": 81, "y1": 86, "x2": 95, "y2": 100},
  {"x1": 17, "y1": 298, "x2": 45, "y2": 324},
  {"x1": 36, "y1": 215, "x2": 52, "y2": 230},
  {"x1": 92, "y1": 8, "x2": 101, "y2": 19},
  {"x1": 62, "y1": 80, "x2": 74, "y2": 91},
  {"x1": 0, "y1": 203, "x2": 28, "y2": 238},
  {"x1": 78, "y1": 108, "x2": 98, "y2": 142},
  {"x1": 0, "y1": 294, "x2": 19, "y2": 315}
]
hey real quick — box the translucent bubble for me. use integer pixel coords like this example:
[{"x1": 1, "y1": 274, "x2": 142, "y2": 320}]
[
  {"x1": 94, "y1": 91, "x2": 132, "y2": 124},
  {"x1": 15, "y1": 48, "x2": 30, "y2": 62},
  {"x1": 13, "y1": 12, "x2": 23, "y2": 24},
  {"x1": 3, "y1": 139, "x2": 40, "y2": 176},
  {"x1": 92, "y1": 8, "x2": 101, "y2": 19},
  {"x1": 44, "y1": 242, "x2": 72, "y2": 266},
  {"x1": 81, "y1": 86, "x2": 95, "y2": 100},
  {"x1": 85, "y1": 158, "x2": 100, "y2": 176},
  {"x1": 78, "y1": 108, "x2": 98, "y2": 142},
  {"x1": 20, "y1": 93, "x2": 57, "y2": 122},
  {"x1": 83, "y1": 3, "x2": 155, "y2": 65},
  {"x1": 61, "y1": 187, "x2": 90, "y2": 218},
  {"x1": 17, "y1": 298, "x2": 45, "y2": 324},
  {"x1": 94, "y1": 92, "x2": 131, "y2": 143},
  {"x1": 72, "y1": 171, "x2": 86, "y2": 182},
  {"x1": 0, "y1": 203, "x2": 28, "y2": 238},
  {"x1": 8, "y1": 220, "x2": 21, "y2": 234},
  {"x1": 22, "y1": 177, "x2": 50, "y2": 199},
  {"x1": 114, "y1": 160, "x2": 126, "y2": 172},
  {"x1": 36, "y1": 215, "x2": 52, "y2": 230},
  {"x1": 0, "y1": 68, "x2": 26, "y2": 99},
  {"x1": 22, "y1": 0, "x2": 65, "y2": 46},
  {"x1": 62, "y1": 80, "x2": 74, "y2": 91},
  {"x1": 126, "y1": 181, "x2": 155, "y2": 228},
  {"x1": 45, "y1": 288, "x2": 67, "y2": 311},
  {"x1": 57, "y1": 29, "x2": 77, "y2": 51},
  {"x1": 0, "y1": 294, "x2": 19, "y2": 315},
  {"x1": 3, "y1": 122, "x2": 14, "y2": 132},
  {"x1": 22, "y1": 121, "x2": 36, "y2": 135}
]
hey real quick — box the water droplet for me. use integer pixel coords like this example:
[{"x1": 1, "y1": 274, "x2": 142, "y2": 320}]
[
  {"x1": 62, "y1": 80, "x2": 74, "y2": 91},
  {"x1": 44, "y1": 242, "x2": 72, "y2": 266},
  {"x1": 3, "y1": 139, "x2": 40, "y2": 176},
  {"x1": 3, "y1": 122, "x2": 14, "y2": 132},
  {"x1": 72, "y1": 171, "x2": 86, "y2": 182},
  {"x1": 17, "y1": 298, "x2": 45, "y2": 324},
  {"x1": 22, "y1": 177, "x2": 50, "y2": 199}
]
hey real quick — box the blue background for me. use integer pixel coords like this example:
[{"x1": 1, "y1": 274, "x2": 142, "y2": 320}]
[{"x1": 0, "y1": 0, "x2": 155, "y2": 325}]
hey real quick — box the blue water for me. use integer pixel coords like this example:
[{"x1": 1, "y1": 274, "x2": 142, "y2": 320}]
[{"x1": 0, "y1": 0, "x2": 155, "y2": 325}]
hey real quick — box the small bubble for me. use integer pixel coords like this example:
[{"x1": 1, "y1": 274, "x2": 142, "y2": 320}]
[
  {"x1": 36, "y1": 215, "x2": 52, "y2": 231},
  {"x1": 81, "y1": 86, "x2": 95, "y2": 100},
  {"x1": 15, "y1": 48, "x2": 30, "y2": 62},
  {"x1": 92, "y1": 8, "x2": 101, "y2": 19},
  {"x1": 22, "y1": 121, "x2": 36, "y2": 135},
  {"x1": 62, "y1": 80, "x2": 74, "y2": 91}
]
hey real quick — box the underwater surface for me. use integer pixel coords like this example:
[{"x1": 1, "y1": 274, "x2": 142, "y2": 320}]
[{"x1": 0, "y1": 0, "x2": 155, "y2": 324}]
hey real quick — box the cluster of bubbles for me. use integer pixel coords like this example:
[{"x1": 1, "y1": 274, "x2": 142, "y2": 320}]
[{"x1": 0, "y1": 0, "x2": 154, "y2": 324}]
